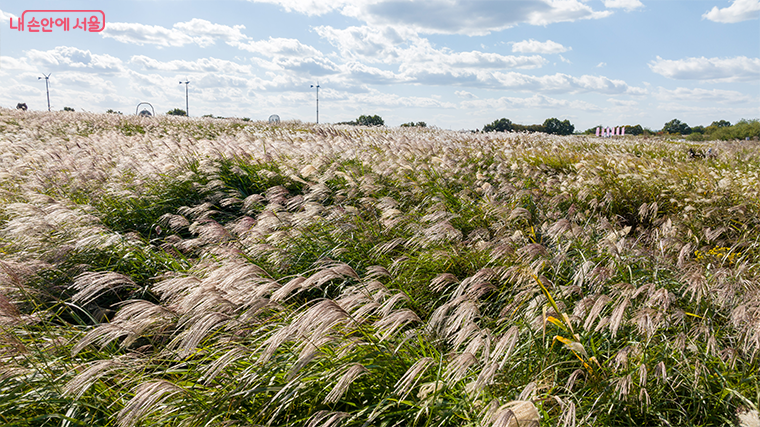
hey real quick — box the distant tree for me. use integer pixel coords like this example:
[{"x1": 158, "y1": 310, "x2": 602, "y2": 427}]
[
  {"x1": 691, "y1": 125, "x2": 705, "y2": 134},
  {"x1": 63, "y1": 106, "x2": 75, "y2": 112},
  {"x1": 543, "y1": 117, "x2": 574, "y2": 135},
  {"x1": 401, "y1": 121, "x2": 427, "y2": 127},
  {"x1": 483, "y1": 118, "x2": 513, "y2": 133},
  {"x1": 356, "y1": 114, "x2": 384, "y2": 126},
  {"x1": 167, "y1": 108, "x2": 187, "y2": 116},
  {"x1": 106, "y1": 109, "x2": 123, "y2": 114},
  {"x1": 583, "y1": 127, "x2": 596, "y2": 135},
  {"x1": 624, "y1": 124, "x2": 644, "y2": 135},
  {"x1": 513, "y1": 123, "x2": 545, "y2": 133},
  {"x1": 710, "y1": 120, "x2": 731, "y2": 128},
  {"x1": 687, "y1": 132, "x2": 706, "y2": 141},
  {"x1": 662, "y1": 118, "x2": 691, "y2": 135}
]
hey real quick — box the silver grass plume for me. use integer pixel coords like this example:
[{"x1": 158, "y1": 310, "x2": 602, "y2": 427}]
[
  {"x1": 117, "y1": 380, "x2": 183, "y2": 427},
  {"x1": 323, "y1": 363, "x2": 369, "y2": 404}
]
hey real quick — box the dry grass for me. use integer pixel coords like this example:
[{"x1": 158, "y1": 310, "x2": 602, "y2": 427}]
[{"x1": 1, "y1": 107, "x2": 759, "y2": 426}]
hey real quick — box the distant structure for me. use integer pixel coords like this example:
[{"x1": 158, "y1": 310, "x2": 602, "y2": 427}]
[
  {"x1": 179, "y1": 79, "x2": 190, "y2": 117},
  {"x1": 310, "y1": 83, "x2": 320, "y2": 124},
  {"x1": 16, "y1": 103, "x2": 27, "y2": 111},
  {"x1": 596, "y1": 126, "x2": 625, "y2": 137},
  {"x1": 136, "y1": 102, "x2": 155, "y2": 117},
  {"x1": 268, "y1": 114, "x2": 280, "y2": 124},
  {"x1": 38, "y1": 73, "x2": 51, "y2": 111}
]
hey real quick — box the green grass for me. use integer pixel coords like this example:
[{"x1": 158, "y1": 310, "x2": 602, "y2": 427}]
[{"x1": 1, "y1": 109, "x2": 759, "y2": 426}]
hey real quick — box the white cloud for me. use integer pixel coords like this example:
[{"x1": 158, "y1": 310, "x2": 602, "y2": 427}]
[
  {"x1": 256, "y1": 0, "x2": 612, "y2": 36},
  {"x1": 103, "y1": 22, "x2": 198, "y2": 47},
  {"x1": 247, "y1": 0, "x2": 350, "y2": 16},
  {"x1": 512, "y1": 39, "x2": 570, "y2": 54},
  {"x1": 649, "y1": 56, "x2": 760, "y2": 82},
  {"x1": 343, "y1": 62, "x2": 400, "y2": 85},
  {"x1": 655, "y1": 87, "x2": 754, "y2": 103},
  {"x1": 102, "y1": 19, "x2": 249, "y2": 48},
  {"x1": 461, "y1": 93, "x2": 601, "y2": 112},
  {"x1": 0, "y1": 56, "x2": 34, "y2": 71},
  {"x1": 314, "y1": 25, "x2": 411, "y2": 62},
  {"x1": 607, "y1": 98, "x2": 638, "y2": 107},
  {"x1": 233, "y1": 37, "x2": 322, "y2": 57},
  {"x1": 455, "y1": 90, "x2": 477, "y2": 99},
  {"x1": 25, "y1": 47, "x2": 123, "y2": 74},
  {"x1": 130, "y1": 56, "x2": 252, "y2": 74},
  {"x1": 173, "y1": 19, "x2": 249, "y2": 44},
  {"x1": 316, "y1": 25, "x2": 547, "y2": 79},
  {"x1": 601, "y1": 0, "x2": 644, "y2": 11},
  {"x1": 270, "y1": 56, "x2": 341, "y2": 76},
  {"x1": 491, "y1": 72, "x2": 646, "y2": 95},
  {"x1": 703, "y1": 0, "x2": 760, "y2": 23},
  {"x1": 596, "y1": 62, "x2": 607, "y2": 67},
  {"x1": 0, "y1": 9, "x2": 18, "y2": 25}
]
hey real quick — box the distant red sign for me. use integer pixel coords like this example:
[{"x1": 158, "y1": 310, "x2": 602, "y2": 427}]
[{"x1": 9, "y1": 10, "x2": 105, "y2": 33}]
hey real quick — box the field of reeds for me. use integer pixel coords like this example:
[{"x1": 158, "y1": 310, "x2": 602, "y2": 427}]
[{"x1": 1, "y1": 107, "x2": 759, "y2": 426}]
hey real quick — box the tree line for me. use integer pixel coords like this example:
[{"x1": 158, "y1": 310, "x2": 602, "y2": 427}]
[
  {"x1": 581, "y1": 119, "x2": 760, "y2": 140},
  {"x1": 482, "y1": 117, "x2": 575, "y2": 135}
]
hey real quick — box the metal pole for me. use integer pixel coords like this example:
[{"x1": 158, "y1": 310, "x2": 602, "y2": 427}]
[
  {"x1": 311, "y1": 83, "x2": 320, "y2": 124},
  {"x1": 45, "y1": 78, "x2": 50, "y2": 112},
  {"x1": 39, "y1": 73, "x2": 51, "y2": 111},
  {"x1": 179, "y1": 80, "x2": 189, "y2": 117}
]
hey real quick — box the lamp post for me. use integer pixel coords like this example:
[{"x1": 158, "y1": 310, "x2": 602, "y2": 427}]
[
  {"x1": 310, "y1": 83, "x2": 320, "y2": 124},
  {"x1": 38, "y1": 73, "x2": 51, "y2": 111},
  {"x1": 179, "y1": 80, "x2": 189, "y2": 117}
]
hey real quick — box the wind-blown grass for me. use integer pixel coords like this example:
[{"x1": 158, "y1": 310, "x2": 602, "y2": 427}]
[{"x1": 1, "y1": 107, "x2": 759, "y2": 426}]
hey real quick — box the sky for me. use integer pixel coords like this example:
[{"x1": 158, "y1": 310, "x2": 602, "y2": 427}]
[{"x1": 0, "y1": 0, "x2": 758, "y2": 131}]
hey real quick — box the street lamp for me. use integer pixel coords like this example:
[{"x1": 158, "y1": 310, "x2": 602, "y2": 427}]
[
  {"x1": 38, "y1": 73, "x2": 51, "y2": 111},
  {"x1": 310, "y1": 83, "x2": 320, "y2": 124},
  {"x1": 179, "y1": 79, "x2": 190, "y2": 117}
]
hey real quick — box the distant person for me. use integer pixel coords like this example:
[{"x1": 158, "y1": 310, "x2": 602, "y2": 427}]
[{"x1": 16, "y1": 103, "x2": 27, "y2": 111}]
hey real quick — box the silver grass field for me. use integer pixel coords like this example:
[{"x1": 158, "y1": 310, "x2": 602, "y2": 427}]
[{"x1": 0, "y1": 108, "x2": 759, "y2": 426}]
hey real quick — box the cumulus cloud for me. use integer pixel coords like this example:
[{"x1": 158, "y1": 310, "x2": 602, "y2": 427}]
[
  {"x1": 314, "y1": 25, "x2": 411, "y2": 62},
  {"x1": 0, "y1": 55, "x2": 33, "y2": 71},
  {"x1": 233, "y1": 37, "x2": 322, "y2": 57},
  {"x1": 703, "y1": 0, "x2": 760, "y2": 23},
  {"x1": 491, "y1": 72, "x2": 646, "y2": 95},
  {"x1": 0, "y1": 9, "x2": 18, "y2": 24},
  {"x1": 317, "y1": 24, "x2": 547, "y2": 77},
  {"x1": 655, "y1": 87, "x2": 754, "y2": 103},
  {"x1": 102, "y1": 19, "x2": 248, "y2": 47},
  {"x1": 173, "y1": 19, "x2": 248, "y2": 44},
  {"x1": 130, "y1": 55, "x2": 252, "y2": 74},
  {"x1": 247, "y1": 0, "x2": 349, "y2": 16},
  {"x1": 343, "y1": 62, "x2": 400, "y2": 85},
  {"x1": 25, "y1": 47, "x2": 123, "y2": 73},
  {"x1": 649, "y1": 56, "x2": 760, "y2": 82},
  {"x1": 512, "y1": 39, "x2": 570, "y2": 54},
  {"x1": 270, "y1": 56, "x2": 341, "y2": 76},
  {"x1": 607, "y1": 98, "x2": 639, "y2": 107},
  {"x1": 601, "y1": 0, "x2": 644, "y2": 11},
  {"x1": 255, "y1": 0, "x2": 611, "y2": 35},
  {"x1": 455, "y1": 90, "x2": 477, "y2": 99},
  {"x1": 461, "y1": 93, "x2": 601, "y2": 111},
  {"x1": 53, "y1": 73, "x2": 117, "y2": 93}
]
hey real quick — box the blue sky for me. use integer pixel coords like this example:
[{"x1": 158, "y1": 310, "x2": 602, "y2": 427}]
[{"x1": 0, "y1": 0, "x2": 758, "y2": 130}]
